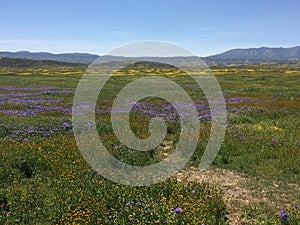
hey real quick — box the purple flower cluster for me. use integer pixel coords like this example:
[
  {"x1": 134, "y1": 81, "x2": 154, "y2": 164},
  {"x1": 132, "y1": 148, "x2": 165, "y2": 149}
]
[
  {"x1": 0, "y1": 121, "x2": 72, "y2": 142},
  {"x1": 172, "y1": 207, "x2": 183, "y2": 213},
  {"x1": 0, "y1": 85, "x2": 73, "y2": 116},
  {"x1": 0, "y1": 85, "x2": 58, "y2": 91},
  {"x1": 125, "y1": 199, "x2": 144, "y2": 208},
  {"x1": 1, "y1": 83, "x2": 254, "y2": 122},
  {"x1": 95, "y1": 96, "x2": 252, "y2": 122},
  {"x1": 0, "y1": 106, "x2": 71, "y2": 116},
  {"x1": 278, "y1": 209, "x2": 289, "y2": 223},
  {"x1": 125, "y1": 201, "x2": 134, "y2": 207}
]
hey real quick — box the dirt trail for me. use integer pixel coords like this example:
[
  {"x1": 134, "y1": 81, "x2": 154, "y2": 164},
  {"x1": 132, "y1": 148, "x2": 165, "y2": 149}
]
[{"x1": 176, "y1": 167, "x2": 264, "y2": 225}]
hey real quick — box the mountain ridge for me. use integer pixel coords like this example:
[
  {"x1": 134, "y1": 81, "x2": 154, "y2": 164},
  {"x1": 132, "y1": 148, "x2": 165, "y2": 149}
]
[
  {"x1": 0, "y1": 51, "x2": 98, "y2": 64},
  {"x1": 206, "y1": 46, "x2": 300, "y2": 64},
  {"x1": 0, "y1": 57, "x2": 86, "y2": 68},
  {"x1": 0, "y1": 46, "x2": 300, "y2": 65}
]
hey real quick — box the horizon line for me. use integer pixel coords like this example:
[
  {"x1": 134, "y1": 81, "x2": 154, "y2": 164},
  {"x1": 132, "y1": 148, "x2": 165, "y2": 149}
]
[{"x1": 0, "y1": 44, "x2": 299, "y2": 58}]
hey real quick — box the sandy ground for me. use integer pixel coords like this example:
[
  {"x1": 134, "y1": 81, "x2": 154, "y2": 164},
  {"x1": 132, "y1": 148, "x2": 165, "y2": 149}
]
[{"x1": 176, "y1": 168, "x2": 264, "y2": 225}]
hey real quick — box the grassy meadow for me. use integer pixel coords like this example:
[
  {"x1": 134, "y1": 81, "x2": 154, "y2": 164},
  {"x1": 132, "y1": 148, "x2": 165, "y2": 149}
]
[{"x1": 0, "y1": 66, "x2": 299, "y2": 224}]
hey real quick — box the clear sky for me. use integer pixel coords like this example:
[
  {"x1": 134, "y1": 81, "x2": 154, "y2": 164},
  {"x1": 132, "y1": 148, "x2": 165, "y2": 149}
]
[{"x1": 0, "y1": 0, "x2": 299, "y2": 56}]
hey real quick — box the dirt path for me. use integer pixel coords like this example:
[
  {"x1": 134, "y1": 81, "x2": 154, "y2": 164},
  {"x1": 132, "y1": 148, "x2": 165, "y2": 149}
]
[{"x1": 176, "y1": 167, "x2": 265, "y2": 225}]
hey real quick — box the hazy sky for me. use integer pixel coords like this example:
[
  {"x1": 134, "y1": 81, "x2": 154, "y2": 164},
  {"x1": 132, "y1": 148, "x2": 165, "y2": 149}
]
[{"x1": 1, "y1": 0, "x2": 299, "y2": 56}]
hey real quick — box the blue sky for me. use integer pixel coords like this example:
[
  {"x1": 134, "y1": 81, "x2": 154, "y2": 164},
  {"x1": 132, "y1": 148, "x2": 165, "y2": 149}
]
[{"x1": 0, "y1": 0, "x2": 299, "y2": 56}]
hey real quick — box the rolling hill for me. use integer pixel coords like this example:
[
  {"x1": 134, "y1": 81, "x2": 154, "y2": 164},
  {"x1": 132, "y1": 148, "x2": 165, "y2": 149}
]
[{"x1": 0, "y1": 57, "x2": 86, "y2": 68}]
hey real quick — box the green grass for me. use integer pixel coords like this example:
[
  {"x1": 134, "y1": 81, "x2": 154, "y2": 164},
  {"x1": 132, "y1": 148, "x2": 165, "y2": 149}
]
[{"x1": 0, "y1": 67, "x2": 299, "y2": 224}]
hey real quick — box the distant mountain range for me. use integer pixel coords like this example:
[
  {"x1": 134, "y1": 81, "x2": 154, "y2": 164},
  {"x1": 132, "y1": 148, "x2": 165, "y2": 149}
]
[
  {"x1": 0, "y1": 57, "x2": 85, "y2": 68},
  {"x1": 205, "y1": 46, "x2": 300, "y2": 64},
  {"x1": 0, "y1": 46, "x2": 300, "y2": 66},
  {"x1": 0, "y1": 51, "x2": 98, "y2": 64}
]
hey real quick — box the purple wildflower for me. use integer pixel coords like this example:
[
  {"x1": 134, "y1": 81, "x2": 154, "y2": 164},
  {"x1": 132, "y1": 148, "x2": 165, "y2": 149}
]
[
  {"x1": 172, "y1": 207, "x2": 183, "y2": 213},
  {"x1": 61, "y1": 122, "x2": 71, "y2": 129},
  {"x1": 278, "y1": 209, "x2": 289, "y2": 222},
  {"x1": 136, "y1": 201, "x2": 142, "y2": 206}
]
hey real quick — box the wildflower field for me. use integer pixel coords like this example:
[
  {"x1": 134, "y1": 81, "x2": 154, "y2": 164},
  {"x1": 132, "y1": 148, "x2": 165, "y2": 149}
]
[{"x1": 0, "y1": 66, "x2": 299, "y2": 224}]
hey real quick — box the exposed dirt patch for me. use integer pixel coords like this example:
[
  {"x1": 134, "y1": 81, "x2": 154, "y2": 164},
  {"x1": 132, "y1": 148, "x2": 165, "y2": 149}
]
[{"x1": 176, "y1": 167, "x2": 264, "y2": 225}]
